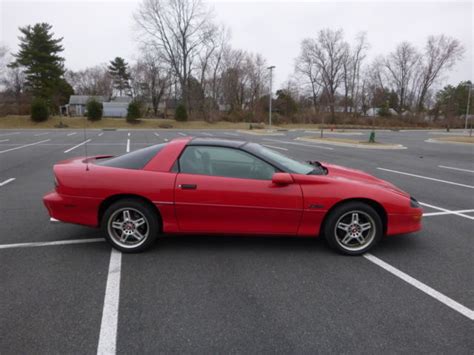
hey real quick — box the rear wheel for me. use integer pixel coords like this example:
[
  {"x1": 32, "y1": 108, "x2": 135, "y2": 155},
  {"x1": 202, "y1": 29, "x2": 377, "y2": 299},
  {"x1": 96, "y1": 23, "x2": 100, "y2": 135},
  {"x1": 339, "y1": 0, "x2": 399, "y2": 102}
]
[
  {"x1": 102, "y1": 199, "x2": 159, "y2": 253},
  {"x1": 324, "y1": 202, "x2": 382, "y2": 255}
]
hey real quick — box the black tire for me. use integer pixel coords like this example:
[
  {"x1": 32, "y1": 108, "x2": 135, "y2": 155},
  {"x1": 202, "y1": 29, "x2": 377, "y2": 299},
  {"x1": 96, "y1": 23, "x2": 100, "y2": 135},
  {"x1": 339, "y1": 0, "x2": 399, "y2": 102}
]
[
  {"x1": 323, "y1": 201, "x2": 383, "y2": 255},
  {"x1": 101, "y1": 198, "x2": 159, "y2": 253}
]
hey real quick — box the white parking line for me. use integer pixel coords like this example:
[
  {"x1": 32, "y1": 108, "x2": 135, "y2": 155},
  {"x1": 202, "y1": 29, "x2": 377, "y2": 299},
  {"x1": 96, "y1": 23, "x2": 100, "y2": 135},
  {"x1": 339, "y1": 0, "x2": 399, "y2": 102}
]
[
  {"x1": 67, "y1": 132, "x2": 77, "y2": 136},
  {"x1": 0, "y1": 139, "x2": 50, "y2": 154},
  {"x1": 438, "y1": 165, "x2": 474, "y2": 174},
  {"x1": 364, "y1": 253, "x2": 474, "y2": 321},
  {"x1": 126, "y1": 139, "x2": 130, "y2": 152},
  {"x1": 0, "y1": 139, "x2": 9, "y2": 143},
  {"x1": 423, "y1": 209, "x2": 474, "y2": 217},
  {"x1": 97, "y1": 249, "x2": 122, "y2": 355},
  {"x1": 98, "y1": 132, "x2": 104, "y2": 137},
  {"x1": 263, "y1": 144, "x2": 288, "y2": 151},
  {"x1": 178, "y1": 132, "x2": 186, "y2": 136},
  {"x1": 154, "y1": 132, "x2": 159, "y2": 137},
  {"x1": 0, "y1": 132, "x2": 20, "y2": 137},
  {"x1": 64, "y1": 139, "x2": 92, "y2": 153},
  {"x1": 0, "y1": 238, "x2": 104, "y2": 250},
  {"x1": 377, "y1": 168, "x2": 474, "y2": 189},
  {"x1": 0, "y1": 178, "x2": 15, "y2": 187},
  {"x1": 420, "y1": 202, "x2": 474, "y2": 220},
  {"x1": 34, "y1": 132, "x2": 49, "y2": 136},
  {"x1": 128, "y1": 132, "x2": 130, "y2": 137},
  {"x1": 164, "y1": 138, "x2": 169, "y2": 142},
  {"x1": 224, "y1": 132, "x2": 239, "y2": 136},
  {"x1": 263, "y1": 138, "x2": 334, "y2": 151},
  {"x1": 201, "y1": 132, "x2": 213, "y2": 136}
]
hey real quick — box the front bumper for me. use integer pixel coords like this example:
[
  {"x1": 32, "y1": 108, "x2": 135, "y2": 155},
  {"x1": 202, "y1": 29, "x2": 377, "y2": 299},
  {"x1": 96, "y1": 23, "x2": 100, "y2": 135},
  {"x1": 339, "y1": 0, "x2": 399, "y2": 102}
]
[{"x1": 386, "y1": 208, "x2": 423, "y2": 235}]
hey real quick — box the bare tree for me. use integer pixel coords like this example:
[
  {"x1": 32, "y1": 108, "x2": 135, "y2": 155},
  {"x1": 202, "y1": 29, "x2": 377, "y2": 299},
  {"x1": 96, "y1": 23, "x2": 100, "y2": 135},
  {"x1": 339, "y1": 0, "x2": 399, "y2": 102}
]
[
  {"x1": 0, "y1": 45, "x2": 9, "y2": 79},
  {"x1": 295, "y1": 39, "x2": 322, "y2": 113},
  {"x1": 134, "y1": 0, "x2": 216, "y2": 112},
  {"x1": 348, "y1": 32, "x2": 369, "y2": 114},
  {"x1": 415, "y1": 35, "x2": 464, "y2": 112},
  {"x1": 131, "y1": 50, "x2": 171, "y2": 116},
  {"x1": 384, "y1": 42, "x2": 420, "y2": 113},
  {"x1": 303, "y1": 29, "x2": 348, "y2": 120},
  {"x1": 65, "y1": 65, "x2": 113, "y2": 97}
]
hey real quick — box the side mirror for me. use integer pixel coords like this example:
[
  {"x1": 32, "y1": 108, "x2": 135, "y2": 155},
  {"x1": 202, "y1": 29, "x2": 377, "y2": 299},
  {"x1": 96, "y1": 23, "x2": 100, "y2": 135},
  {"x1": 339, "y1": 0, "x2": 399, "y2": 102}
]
[{"x1": 272, "y1": 172, "x2": 294, "y2": 185}]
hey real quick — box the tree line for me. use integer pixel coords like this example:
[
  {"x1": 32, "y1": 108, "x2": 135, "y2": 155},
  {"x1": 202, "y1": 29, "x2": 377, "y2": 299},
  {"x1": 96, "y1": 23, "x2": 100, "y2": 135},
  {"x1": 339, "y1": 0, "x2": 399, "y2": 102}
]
[{"x1": 0, "y1": 0, "x2": 471, "y2": 124}]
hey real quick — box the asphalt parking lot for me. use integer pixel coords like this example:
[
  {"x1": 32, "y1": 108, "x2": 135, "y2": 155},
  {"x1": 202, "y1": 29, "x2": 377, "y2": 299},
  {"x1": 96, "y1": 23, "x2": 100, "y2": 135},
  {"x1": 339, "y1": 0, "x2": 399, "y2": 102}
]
[{"x1": 0, "y1": 127, "x2": 472, "y2": 353}]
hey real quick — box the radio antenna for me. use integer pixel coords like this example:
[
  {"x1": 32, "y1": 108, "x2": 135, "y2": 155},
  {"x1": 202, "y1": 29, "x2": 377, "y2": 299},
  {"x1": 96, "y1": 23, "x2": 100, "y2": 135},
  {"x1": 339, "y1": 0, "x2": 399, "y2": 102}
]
[{"x1": 83, "y1": 103, "x2": 89, "y2": 171}]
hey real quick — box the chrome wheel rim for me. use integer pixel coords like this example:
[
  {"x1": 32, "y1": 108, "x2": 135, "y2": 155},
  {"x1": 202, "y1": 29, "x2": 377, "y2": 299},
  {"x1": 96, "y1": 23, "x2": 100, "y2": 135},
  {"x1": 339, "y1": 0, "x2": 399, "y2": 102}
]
[
  {"x1": 107, "y1": 208, "x2": 149, "y2": 249},
  {"x1": 334, "y1": 210, "x2": 376, "y2": 252}
]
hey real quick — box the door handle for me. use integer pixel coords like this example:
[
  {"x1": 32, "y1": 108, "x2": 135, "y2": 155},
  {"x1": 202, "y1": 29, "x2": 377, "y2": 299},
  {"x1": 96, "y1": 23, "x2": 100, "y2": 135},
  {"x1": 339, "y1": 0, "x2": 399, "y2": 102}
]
[{"x1": 179, "y1": 184, "x2": 197, "y2": 190}]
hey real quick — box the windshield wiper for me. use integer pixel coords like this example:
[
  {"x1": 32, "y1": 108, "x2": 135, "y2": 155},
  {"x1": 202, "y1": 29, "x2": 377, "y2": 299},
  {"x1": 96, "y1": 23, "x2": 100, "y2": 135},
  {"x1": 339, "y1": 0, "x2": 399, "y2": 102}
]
[{"x1": 306, "y1": 160, "x2": 328, "y2": 175}]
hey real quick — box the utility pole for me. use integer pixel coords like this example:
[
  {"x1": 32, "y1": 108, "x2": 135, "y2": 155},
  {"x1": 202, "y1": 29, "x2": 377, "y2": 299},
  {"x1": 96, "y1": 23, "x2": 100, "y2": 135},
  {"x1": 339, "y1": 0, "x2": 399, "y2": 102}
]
[
  {"x1": 465, "y1": 82, "x2": 472, "y2": 136},
  {"x1": 267, "y1": 66, "x2": 275, "y2": 128}
]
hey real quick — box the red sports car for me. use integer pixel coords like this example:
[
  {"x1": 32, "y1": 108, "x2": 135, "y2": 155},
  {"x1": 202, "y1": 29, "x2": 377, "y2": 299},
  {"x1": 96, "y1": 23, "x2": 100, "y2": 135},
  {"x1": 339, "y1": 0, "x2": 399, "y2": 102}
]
[{"x1": 43, "y1": 137, "x2": 422, "y2": 255}]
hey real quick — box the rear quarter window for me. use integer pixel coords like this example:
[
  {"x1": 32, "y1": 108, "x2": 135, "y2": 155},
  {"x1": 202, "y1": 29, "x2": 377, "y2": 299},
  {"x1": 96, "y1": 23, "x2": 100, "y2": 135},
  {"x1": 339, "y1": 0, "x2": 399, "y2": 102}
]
[{"x1": 95, "y1": 143, "x2": 166, "y2": 170}]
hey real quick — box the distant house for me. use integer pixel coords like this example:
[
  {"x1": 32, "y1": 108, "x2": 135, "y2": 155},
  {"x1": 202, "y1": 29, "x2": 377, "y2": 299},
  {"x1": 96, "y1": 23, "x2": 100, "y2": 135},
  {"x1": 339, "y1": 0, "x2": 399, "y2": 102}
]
[
  {"x1": 111, "y1": 96, "x2": 132, "y2": 104},
  {"x1": 64, "y1": 95, "x2": 134, "y2": 117},
  {"x1": 67, "y1": 95, "x2": 107, "y2": 116},
  {"x1": 103, "y1": 102, "x2": 129, "y2": 118}
]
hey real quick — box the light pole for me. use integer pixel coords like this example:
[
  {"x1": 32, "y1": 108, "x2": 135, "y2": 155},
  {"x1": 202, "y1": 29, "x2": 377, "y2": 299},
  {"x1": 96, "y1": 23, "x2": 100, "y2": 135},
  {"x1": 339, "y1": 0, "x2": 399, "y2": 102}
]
[
  {"x1": 464, "y1": 82, "x2": 472, "y2": 136},
  {"x1": 267, "y1": 65, "x2": 275, "y2": 128}
]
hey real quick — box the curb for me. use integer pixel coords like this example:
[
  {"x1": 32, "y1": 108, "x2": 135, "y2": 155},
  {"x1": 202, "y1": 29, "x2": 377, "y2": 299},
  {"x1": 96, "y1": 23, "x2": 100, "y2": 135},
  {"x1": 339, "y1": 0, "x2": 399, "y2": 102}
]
[
  {"x1": 295, "y1": 137, "x2": 407, "y2": 150},
  {"x1": 237, "y1": 130, "x2": 284, "y2": 136},
  {"x1": 425, "y1": 138, "x2": 474, "y2": 146}
]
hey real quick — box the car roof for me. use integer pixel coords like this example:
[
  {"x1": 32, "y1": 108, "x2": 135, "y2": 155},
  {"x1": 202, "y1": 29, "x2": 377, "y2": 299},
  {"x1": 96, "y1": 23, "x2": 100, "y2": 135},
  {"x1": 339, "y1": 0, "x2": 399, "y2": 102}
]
[{"x1": 188, "y1": 137, "x2": 247, "y2": 148}]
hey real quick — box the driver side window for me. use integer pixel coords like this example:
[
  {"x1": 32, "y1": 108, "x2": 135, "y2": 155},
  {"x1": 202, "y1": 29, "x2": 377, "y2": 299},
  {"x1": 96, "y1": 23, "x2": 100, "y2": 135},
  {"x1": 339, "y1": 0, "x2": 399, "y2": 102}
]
[{"x1": 179, "y1": 146, "x2": 276, "y2": 180}]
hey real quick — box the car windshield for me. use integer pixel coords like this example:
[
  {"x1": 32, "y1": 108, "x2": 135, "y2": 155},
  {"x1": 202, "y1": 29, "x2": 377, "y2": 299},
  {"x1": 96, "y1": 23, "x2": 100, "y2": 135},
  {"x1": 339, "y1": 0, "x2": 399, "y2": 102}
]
[{"x1": 248, "y1": 143, "x2": 314, "y2": 175}]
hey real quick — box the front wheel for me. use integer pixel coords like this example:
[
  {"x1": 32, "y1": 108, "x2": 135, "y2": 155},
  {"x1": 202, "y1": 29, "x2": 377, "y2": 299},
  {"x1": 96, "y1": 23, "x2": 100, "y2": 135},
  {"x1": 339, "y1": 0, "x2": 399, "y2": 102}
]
[
  {"x1": 102, "y1": 199, "x2": 159, "y2": 253},
  {"x1": 324, "y1": 202, "x2": 383, "y2": 255}
]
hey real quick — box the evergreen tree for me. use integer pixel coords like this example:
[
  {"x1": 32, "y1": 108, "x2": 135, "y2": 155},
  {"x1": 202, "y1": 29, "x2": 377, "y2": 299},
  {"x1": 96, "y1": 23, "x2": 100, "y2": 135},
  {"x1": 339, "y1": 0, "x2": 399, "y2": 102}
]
[
  {"x1": 108, "y1": 57, "x2": 131, "y2": 96},
  {"x1": 9, "y1": 23, "x2": 65, "y2": 103}
]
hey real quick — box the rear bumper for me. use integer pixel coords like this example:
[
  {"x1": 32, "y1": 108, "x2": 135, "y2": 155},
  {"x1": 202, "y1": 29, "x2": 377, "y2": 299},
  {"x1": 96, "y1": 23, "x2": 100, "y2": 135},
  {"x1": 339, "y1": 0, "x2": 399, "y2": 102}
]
[
  {"x1": 43, "y1": 191, "x2": 101, "y2": 227},
  {"x1": 386, "y1": 208, "x2": 423, "y2": 235}
]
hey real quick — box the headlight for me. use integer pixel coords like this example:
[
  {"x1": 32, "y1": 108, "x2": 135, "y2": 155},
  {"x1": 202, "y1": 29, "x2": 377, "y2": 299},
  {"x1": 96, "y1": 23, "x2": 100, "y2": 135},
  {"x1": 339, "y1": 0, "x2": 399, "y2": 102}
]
[{"x1": 410, "y1": 196, "x2": 420, "y2": 208}]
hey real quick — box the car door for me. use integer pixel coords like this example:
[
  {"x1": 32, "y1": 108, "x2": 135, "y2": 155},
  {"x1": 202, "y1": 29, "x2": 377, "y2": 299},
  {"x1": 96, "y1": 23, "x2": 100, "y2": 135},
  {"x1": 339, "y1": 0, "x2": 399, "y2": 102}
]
[{"x1": 174, "y1": 145, "x2": 303, "y2": 235}]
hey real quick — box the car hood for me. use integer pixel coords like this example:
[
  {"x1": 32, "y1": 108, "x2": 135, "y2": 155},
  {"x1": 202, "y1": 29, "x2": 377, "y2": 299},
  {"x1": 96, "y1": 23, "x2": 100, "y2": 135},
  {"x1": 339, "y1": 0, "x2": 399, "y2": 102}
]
[{"x1": 321, "y1": 162, "x2": 409, "y2": 197}]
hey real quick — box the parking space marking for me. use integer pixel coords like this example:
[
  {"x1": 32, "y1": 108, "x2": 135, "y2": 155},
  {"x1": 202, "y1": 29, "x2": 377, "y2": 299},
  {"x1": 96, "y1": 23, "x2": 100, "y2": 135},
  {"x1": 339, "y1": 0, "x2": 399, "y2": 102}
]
[
  {"x1": 0, "y1": 139, "x2": 9, "y2": 143},
  {"x1": 98, "y1": 132, "x2": 104, "y2": 137},
  {"x1": 164, "y1": 138, "x2": 169, "y2": 142},
  {"x1": 97, "y1": 249, "x2": 122, "y2": 355},
  {"x1": 128, "y1": 132, "x2": 130, "y2": 137},
  {"x1": 0, "y1": 178, "x2": 15, "y2": 187},
  {"x1": 154, "y1": 132, "x2": 159, "y2": 137},
  {"x1": 423, "y1": 209, "x2": 474, "y2": 217},
  {"x1": 0, "y1": 132, "x2": 20, "y2": 137},
  {"x1": 263, "y1": 138, "x2": 334, "y2": 150},
  {"x1": 263, "y1": 144, "x2": 289, "y2": 151},
  {"x1": 34, "y1": 132, "x2": 49, "y2": 136},
  {"x1": 0, "y1": 238, "x2": 104, "y2": 250},
  {"x1": 364, "y1": 253, "x2": 474, "y2": 321},
  {"x1": 224, "y1": 132, "x2": 239, "y2": 136},
  {"x1": 178, "y1": 132, "x2": 186, "y2": 136},
  {"x1": 0, "y1": 139, "x2": 50, "y2": 154},
  {"x1": 126, "y1": 138, "x2": 130, "y2": 152},
  {"x1": 420, "y1": 202, "x2": 474, "y2": 220},
  {"x1": 201, "y1": 132, "x2": 213, "y2": 136},
  {"x1": 67, "y1": 132, "x2": 77, "y2": 136},
  {"x1": 438, "y1": 165, "x2": 474, "y2": 173},
  {"x1": 64, "y1": 139, "x2": 92, "y2": 153},
  {"x1": 377, "y1": 168, "x2": 474, "y2": 189}
]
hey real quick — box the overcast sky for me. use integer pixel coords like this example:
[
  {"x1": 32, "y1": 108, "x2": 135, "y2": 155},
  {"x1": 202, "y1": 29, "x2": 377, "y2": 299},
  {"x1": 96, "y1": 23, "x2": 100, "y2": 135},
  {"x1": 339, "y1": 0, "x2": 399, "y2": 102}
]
[{"x1": 1, "y1": 0, "x2": 472, "y2": 89}]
